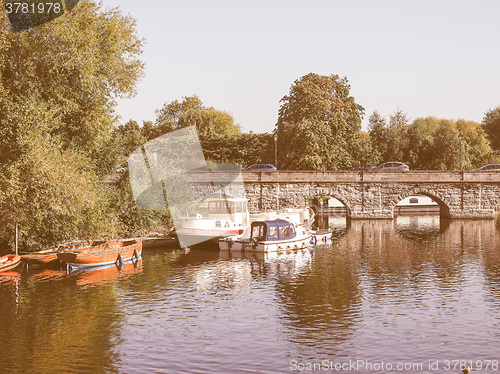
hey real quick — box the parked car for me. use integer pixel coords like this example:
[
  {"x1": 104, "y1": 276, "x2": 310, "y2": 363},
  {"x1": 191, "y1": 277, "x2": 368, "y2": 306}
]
[
  {"x1": 473, "y1": 164, "x2": 500, "y2": 171},
  {"x1": 353, "y1": 164, "x2": 375, "y2": 171},
  {"x1": 370, "y1": 162, "x2": 410, "y2": 171},
  {"x1": 241, "y1": 164, "x2": 277, "y2": 171}
]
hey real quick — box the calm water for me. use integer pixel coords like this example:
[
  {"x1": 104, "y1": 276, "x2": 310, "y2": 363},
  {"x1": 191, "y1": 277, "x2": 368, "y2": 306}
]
[{"x1": 2, "y1": 217, "x2": 500, "y2": 373}]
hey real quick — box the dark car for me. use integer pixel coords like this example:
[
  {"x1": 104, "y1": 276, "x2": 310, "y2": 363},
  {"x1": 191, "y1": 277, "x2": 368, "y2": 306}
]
[
  {"x1": 353, "y1": 164, "x2": 375, "y2": 171},
  {"x1": 241, "y1": 164, "x2": 277, "y2": 171},
  {"x1": 473, "y1": 164, "x2": 500, "y2": 171},
  {"x1": 370, "y1": 162, "x2": 410, "y2": 171}
]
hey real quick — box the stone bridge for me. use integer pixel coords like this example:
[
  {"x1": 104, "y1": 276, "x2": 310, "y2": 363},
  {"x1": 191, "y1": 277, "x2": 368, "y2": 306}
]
[{"x1": 240, "y1": 171, "x2": 500, "y2": 219}]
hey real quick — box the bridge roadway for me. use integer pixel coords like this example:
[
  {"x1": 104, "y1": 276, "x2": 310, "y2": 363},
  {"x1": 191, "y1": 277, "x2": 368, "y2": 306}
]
[{"x1": 238, "y1": 170, "x2": 500, "y2": 219}]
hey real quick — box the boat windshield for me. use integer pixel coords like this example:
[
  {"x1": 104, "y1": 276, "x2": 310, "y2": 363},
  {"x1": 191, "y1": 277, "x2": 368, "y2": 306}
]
[{"x1": 251, "y1": 223, "x2": 266, "y2": 241}]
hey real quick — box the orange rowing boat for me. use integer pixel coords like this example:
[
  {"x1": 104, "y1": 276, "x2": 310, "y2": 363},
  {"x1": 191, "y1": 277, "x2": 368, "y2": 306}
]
[
  {"x1": 21, "y1": 249, "x2": 59, "y2": 267},
  {"x1": 0, "y1": 254, "x2": 21, "y2": 273},
  {"x1": 57, "y1": 239, "x2": 142, "y2": 270}
]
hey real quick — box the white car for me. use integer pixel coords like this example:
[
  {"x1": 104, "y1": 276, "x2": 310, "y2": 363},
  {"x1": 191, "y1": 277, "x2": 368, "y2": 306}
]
[{"x1": 370, "y1": 162, "x2": 410, "y2": 171}]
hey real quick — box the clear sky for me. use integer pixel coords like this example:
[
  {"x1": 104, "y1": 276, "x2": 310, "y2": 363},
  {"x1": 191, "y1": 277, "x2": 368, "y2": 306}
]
[{"x1": 101, "y1": 0, "x2": 500, "y2": 133}]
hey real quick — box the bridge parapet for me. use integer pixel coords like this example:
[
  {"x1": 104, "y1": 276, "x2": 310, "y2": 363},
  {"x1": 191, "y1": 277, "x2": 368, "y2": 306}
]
[{"x1": 240, "y1": 170, "x2": 500, "y2": 183}]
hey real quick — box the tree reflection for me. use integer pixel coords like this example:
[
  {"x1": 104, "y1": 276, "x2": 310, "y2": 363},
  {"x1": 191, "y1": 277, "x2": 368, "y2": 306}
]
[
  {"x1": 0, "y1": 276, "x2": 123, "y2": 373},
  {"x1": 276, "y1": 233, "x2": 363, "y2": 356}
]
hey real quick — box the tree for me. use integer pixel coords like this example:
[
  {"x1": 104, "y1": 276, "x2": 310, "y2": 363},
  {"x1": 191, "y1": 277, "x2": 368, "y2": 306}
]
[
  {"x1": 482, "y1": 106, "x2": 500, "y2": 151},
  {"x1": 368, "y1": 109, "x2": 496, "y2": 170},
  {"x1": 116, "y1": 120, "x2": 147, "y2": 157},
  {"x1": 200, "y1": 132, "x2": 274, "y2": 167},
  {"x1": 368, "y1": 111, "x2": 389, "y2": 162},
  {"x1": 456, "y1": 118, "x2": 497, "y2": 167},
  {"x1": 275, "y1": 73, "x2": 365, "y2": 170},
  {"x1": 151, "y1": 95, "x2": 241, "y2": 139},
  {"x1": 0, "y1": 1, "x2": 144, "y2": 159},
  {"x1": 347, "y1": 131, "x2": 380, "y2": 167},
  {"x1": 368, "y1": 109, "x2": 409, "y2": 162},
  {"x1": 0, "y1": 1, "x2": 146, "y2": 250}
]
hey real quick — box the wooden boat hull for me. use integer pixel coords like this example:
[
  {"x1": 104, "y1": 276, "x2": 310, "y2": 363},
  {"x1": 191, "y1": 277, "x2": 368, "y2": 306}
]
[
  {"x1": 0, "y1": 255, "x2": 22, "y2": 273},
  {"x1": 21, "y1": 251, "x2": 59, "y2": 267},
  {"x1": 57, "y1": 240, "x2": 142, "y2": 269}
]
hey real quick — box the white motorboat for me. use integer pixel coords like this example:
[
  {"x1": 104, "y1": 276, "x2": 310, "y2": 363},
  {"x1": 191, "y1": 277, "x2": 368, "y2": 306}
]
[
  {"x1": 173, "y1": 197, "x2": 250, "y2": 247},
  {"x1": 219, "y1": 218, "x2": 312, "y2": 252}
]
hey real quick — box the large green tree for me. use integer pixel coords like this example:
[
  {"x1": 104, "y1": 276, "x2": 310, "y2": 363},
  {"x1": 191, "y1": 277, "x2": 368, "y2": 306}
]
[
  {"x1": 0, "y1": 1, "x2": 144, "y2": 161},
  {"x1": 0, "y1": 1, "x2": 146, "y2": 250},
  {"x1": 275, "y1": 73, "x2": 366, "y2": 170}
]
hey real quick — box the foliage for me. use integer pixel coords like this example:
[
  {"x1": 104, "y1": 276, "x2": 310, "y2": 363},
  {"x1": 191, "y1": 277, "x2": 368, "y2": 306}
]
[
  {"x1": 150, "y1": 95, "x2": 241, "y2": 139},
  {"x1": 369, "y1": 111, "x2": 496, "y2": 170},
  {"x1": 0, "y1": 1, "x2": 153, "y2": 251},
  {"x1": 1, "y1": 135, "x2": 115, "y2": 250},
  {"x1": 482, "y1": 106, "x2": 500, "y2": 151},
  {"x1": 0, "y1": 1, "x2": 144, "y2": 159},
  {"x1": 368, "y1": 110, "x2": 408, "y2": 162},
  {"x1": 347, "y1": 131, "x2": 380, "y2": 167},
  {"x1": 200, "y1": 132, "x2": 274, "y2": 167},
  {"x1": 275, "y1": 73, "x2": 367, "y2": 170},
  {"x1": 106, "y1": 171, "x2": 172, "y2": 237}
]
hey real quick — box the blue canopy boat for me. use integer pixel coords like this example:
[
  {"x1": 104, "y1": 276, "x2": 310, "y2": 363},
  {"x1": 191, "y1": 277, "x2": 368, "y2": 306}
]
[{"x1": 220, "y1": 218, "x2": 312, "y2": 252}]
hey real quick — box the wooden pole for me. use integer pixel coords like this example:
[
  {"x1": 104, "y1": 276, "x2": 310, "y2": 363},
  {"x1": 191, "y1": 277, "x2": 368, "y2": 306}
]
[{"x1": 15, "y1": 222, "x2": 18, "y2": 255}]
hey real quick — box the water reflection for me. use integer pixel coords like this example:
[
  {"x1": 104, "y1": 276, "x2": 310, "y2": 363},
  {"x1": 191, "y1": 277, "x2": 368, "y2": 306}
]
[
  {"x1": 2, "y1": 219, "x2": 500, "y2": 373},
  {"x1": 0, "y1": 273, "x2": 125, "y2": 373}
]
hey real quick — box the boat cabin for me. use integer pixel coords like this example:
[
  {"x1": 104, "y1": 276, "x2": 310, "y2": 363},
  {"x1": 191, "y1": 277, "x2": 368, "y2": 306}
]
[
  {"x1": 250, "y1": 219, "x2": 297, "y2": 242},
  {"x1": 180, "y1": 197, "x2": 250, "y2": 232},
  {"x1": 207, "y1": 198, "x2": 248, "y2": 215}
]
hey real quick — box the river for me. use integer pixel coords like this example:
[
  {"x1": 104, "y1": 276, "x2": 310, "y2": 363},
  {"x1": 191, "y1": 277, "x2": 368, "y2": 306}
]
[{"x1": 1, "y1": 216, "x2": 500, "y2": 373}]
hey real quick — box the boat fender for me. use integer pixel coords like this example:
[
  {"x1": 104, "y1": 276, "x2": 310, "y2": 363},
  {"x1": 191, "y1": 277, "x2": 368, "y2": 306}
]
[
  {"x1": 116, "y1": 253, "x2": 124, "y2": 269},
  {"x1": 133, "y1": 248, "x2": 140, "y2": 260},
  {"x1": 310, "y1": 236, "x2": 317, "y2": 245},
  {"x1": 322, "y1": 235, "x2": 327, "y2": 242},
  {"x1": 251, "y1": 237, "x2": 258, "y2": 249}
]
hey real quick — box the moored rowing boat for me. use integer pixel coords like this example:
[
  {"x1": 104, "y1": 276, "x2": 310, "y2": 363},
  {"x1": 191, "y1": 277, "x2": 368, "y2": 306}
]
[
  {"x1": 20, "y1": 249, "x2": 59, "y2": 267},
  {"x1": 0, "y1": 254, "x2": 21, "y2": 273},
  {"x1": 57, "y1": 239, "x2": 142, "y2": 270}
]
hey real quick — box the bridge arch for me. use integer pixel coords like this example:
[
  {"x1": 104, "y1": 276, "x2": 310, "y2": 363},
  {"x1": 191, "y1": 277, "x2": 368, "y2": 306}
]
[
  {"x1": 320, "y1": 191, "x2": 351, "y2": 218},
  {"x1": 304, "y1": 192, "x2": 352, "y2": 217},
  {"x1": 326, "y1": 194, "x2": 352, "y2": 218},
  {"x1": 390, "y1": 189, "x2": 451, "y2": 219}
]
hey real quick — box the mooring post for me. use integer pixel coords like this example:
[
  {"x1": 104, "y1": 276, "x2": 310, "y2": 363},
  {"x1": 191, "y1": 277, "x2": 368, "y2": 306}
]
[{"x1": 15, "y1": 221, "x2": 18, "y2": 255}]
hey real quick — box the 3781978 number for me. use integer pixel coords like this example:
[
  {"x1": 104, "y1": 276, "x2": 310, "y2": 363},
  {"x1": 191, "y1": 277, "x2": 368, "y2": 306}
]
[
  {"x1": 5, "y1": 2, "x2": 62, "y2": 14},
  {"x1": 443, "y1": 359, "x2": 499, "y2": 371}
]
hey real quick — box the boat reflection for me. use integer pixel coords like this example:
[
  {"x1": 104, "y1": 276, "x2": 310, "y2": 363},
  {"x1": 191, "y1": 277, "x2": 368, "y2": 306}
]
[
  {"x1": 26, "y1": 268, "x2": 64, "y2": 283},
  {"x1": 185, "y1": 248, "x2": 313, "y2": 292},
  {"x1": 220, "y1": 248, "x2": 312, "y2": 277},
  {"x1": 72, "y1": 260, "x2": 143, "y2": 288},
  {"x1": 0, "y1": 271, "x2": 21, "y2": 285}
]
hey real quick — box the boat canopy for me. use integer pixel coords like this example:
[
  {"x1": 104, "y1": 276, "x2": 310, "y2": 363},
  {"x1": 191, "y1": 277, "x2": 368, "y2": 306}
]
[{"x1": 250, "y1": 219, "x2": 297, "y2": 241}]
